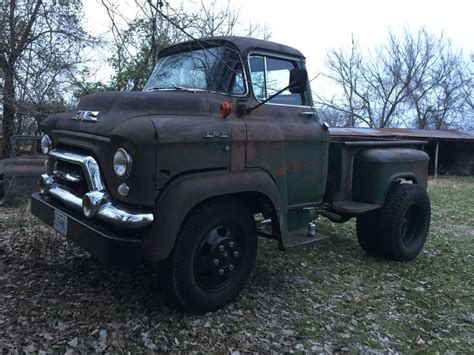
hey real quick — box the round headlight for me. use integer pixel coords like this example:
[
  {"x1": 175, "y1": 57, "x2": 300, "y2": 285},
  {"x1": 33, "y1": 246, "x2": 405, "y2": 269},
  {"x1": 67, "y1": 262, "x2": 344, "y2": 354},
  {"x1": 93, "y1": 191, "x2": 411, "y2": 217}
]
[
  {"x1": 113, "y1": 148, "x2": 132, "y2": 178},
  {"x1": 41, "y1": 134, "x2": 52, "y2": 154}
]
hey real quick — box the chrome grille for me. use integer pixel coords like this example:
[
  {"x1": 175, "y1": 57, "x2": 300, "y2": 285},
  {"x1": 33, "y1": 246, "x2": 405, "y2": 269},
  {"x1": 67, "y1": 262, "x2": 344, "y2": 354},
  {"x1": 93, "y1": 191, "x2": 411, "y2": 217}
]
[{"x1": 52, "y1": 159, "x2": 88, "y2": 196}]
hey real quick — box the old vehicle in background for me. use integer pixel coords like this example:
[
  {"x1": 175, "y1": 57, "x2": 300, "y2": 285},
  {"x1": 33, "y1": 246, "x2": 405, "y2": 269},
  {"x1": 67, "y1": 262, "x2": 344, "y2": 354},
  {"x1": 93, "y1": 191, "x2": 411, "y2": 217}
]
[
  {"x1": 30, "y1": 37, "x2": 431, "y2": 313},
  {"x1": 0, "y1": 135, "x2": 45, "y2": 205}
]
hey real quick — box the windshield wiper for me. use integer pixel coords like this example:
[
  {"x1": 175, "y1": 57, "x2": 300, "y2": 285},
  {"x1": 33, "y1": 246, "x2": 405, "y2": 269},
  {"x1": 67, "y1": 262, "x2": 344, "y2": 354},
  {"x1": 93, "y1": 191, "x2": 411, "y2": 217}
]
[
  {"x1": 146, "y1": 86, "x2": 197, "y2": 92},
  {"x1": 173, "y1": 86, "x2": 197, "y2": 92}
]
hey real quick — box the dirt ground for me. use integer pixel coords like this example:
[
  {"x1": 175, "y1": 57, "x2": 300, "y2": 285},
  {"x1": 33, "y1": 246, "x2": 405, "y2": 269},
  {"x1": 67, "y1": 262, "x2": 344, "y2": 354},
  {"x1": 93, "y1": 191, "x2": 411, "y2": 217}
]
[{"x1": 0, "y1": 177, "x2": 473, "y2": 353}]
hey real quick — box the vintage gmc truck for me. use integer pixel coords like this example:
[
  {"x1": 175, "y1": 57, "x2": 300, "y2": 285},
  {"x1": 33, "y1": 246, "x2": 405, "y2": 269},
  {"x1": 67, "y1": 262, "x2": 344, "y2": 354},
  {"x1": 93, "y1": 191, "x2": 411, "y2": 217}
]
[{"x1": 31, "y1": 36, "x2": 431, "y2": 312}]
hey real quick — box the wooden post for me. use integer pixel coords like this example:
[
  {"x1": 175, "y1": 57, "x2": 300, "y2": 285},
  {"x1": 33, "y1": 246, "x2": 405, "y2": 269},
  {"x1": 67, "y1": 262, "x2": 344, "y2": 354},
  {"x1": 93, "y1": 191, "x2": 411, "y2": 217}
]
[{"x1": 434, "y1": 140, "x2": 439, "y2": 178}]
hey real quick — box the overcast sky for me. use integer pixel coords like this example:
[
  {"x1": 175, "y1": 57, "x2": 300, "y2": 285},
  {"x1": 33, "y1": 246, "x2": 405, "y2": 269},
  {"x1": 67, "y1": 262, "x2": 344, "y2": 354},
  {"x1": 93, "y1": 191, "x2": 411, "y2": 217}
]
[{"x1": 83, "y1": 0, "x2": 474, "y2": 95}]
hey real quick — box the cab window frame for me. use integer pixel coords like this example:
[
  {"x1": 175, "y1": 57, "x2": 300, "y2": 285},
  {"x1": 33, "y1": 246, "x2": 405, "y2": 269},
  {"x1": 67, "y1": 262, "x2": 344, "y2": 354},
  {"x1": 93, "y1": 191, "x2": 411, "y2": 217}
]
[{"x1": 247, "y1": 52, "x2": 312, "y2": 108}]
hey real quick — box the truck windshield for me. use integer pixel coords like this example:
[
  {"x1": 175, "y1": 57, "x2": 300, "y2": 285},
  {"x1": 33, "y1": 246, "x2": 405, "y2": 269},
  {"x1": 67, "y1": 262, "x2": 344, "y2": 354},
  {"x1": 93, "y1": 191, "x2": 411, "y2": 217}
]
[{"x1": 144, "y1": 46, "x2": 246, "y2": 95}]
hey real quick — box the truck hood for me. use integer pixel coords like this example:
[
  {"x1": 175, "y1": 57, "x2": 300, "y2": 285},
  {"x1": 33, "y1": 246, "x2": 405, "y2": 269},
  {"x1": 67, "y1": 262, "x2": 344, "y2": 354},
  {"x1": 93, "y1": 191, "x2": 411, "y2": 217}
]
[{"x1": 41, "y1": 90, "x2": 217, "y2": 136}]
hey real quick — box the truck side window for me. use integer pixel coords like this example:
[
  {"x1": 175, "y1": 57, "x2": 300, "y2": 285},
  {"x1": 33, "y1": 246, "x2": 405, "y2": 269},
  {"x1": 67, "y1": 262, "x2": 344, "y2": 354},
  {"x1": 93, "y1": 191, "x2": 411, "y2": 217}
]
[{"x1": 249, "y1": 55, "x2": 305, "y2": 106}]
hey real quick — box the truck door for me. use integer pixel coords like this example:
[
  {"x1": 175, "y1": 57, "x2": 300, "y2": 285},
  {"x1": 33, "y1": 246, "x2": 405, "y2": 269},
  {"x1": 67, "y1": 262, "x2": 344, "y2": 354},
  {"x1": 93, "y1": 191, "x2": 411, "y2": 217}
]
[{"x1": 244, "y1": 54, "x2": 329, "y2": 210}]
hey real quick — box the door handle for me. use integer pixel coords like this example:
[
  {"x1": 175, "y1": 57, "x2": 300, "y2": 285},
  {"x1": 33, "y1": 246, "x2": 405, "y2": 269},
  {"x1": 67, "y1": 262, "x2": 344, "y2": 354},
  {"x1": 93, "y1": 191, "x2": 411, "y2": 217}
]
[{"x1": 299, "y1": 111, "x2": 316, "y2": 118}]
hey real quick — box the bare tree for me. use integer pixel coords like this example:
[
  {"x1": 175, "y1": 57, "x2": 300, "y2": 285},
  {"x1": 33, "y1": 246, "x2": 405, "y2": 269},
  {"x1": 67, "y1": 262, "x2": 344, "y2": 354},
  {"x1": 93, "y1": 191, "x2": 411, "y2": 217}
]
[
  {"x1": 185, "y1": 0, "x2": 271, "y2": 39},
  {"x1": 317, "y1": 36, "x2": 374, "y2": 127},
  {"x1": 0, "y1": 0, "x2": 90, "y2": 157},
  {"x1": 317, "y1": 106, "x2": 347, "y2": 128},
  {"x1": 317, "y1": 28, "x2": 470, "y2": 130},
  {"x1": 99, "y1": 0, "x2": 271, "y2": 91},
  {"x1": 188, "y1": 0, "x2": 240, "y2": 37},
  {"x1": 460, "y1": 54, "x2": 474, "y2": 130},
  {"x1": 407, "y1": 36, "x2": 469, "y2": 129}
]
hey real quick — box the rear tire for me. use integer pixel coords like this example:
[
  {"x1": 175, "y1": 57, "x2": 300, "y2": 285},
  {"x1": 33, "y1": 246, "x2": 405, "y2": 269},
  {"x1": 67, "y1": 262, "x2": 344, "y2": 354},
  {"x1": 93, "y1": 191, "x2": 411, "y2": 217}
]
[
  {"x1": 379, "y1": 184, "x2": 431, "y2": 261},
  {"x1": 356, "y1": 211, "x2": 383, "y2": 256},
  {"x1": 356, "y1": 184, "x2": 430, "y2": 261},
  {"x1": 160, "y1": 197, "x2": 257, "y2": 313}
]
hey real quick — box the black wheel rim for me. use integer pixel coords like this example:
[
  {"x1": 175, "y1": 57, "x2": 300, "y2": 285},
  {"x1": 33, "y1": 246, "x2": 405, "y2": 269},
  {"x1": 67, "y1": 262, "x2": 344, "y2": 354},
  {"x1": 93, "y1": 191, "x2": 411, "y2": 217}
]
[
  {"x1": 193, "y1": 223, "x2": 245, "y2": 291},
  {"x1": 401, "y1": 204, "x2": 423, "y2": 247}
]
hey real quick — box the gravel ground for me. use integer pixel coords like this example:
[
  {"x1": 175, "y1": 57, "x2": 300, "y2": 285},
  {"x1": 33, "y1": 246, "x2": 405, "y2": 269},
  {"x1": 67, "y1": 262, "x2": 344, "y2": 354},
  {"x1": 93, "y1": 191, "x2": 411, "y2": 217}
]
[{"x1": 0, "y1": 177, "x2": 473, "y2": 353}]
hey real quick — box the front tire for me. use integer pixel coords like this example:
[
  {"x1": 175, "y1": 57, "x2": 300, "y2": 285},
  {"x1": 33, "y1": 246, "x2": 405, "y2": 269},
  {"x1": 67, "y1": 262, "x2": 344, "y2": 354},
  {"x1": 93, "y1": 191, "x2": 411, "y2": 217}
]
[{"x1": 160, "y1": 198, "x2": 257, "y2": 313}]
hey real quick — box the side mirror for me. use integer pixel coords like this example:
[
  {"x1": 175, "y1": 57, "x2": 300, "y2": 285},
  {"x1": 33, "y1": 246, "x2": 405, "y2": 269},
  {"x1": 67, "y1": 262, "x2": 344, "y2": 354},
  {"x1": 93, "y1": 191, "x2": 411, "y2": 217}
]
[{"x1": 289, "y1": 68, "x2": 308, "y2": 94}]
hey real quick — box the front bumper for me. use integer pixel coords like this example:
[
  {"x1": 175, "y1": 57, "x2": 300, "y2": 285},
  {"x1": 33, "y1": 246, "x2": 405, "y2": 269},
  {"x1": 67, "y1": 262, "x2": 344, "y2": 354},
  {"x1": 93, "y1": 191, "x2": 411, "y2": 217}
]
[
  {"x1": 39, "y1": 149, "x2": 154, "y2": 229},
  {"x1": 31, "y1": 192, "x2": 143, "y2": 265}
]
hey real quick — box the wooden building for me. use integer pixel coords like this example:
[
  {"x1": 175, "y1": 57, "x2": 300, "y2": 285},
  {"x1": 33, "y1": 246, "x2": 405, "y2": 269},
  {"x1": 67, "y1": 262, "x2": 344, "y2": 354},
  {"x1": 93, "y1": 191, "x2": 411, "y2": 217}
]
[{"x1": 330, "y1": 128, "x2": 474, "y2": 176}]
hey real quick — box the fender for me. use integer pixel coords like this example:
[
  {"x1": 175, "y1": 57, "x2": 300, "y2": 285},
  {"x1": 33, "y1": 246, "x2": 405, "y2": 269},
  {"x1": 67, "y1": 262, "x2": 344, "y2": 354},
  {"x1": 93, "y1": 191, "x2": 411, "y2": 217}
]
[
  {"x1": 352, "y1": 148, "x2": 429, "y2": 204},
  {"x1": 142, "y1": 168, "x2": 283, "y2": 261}
]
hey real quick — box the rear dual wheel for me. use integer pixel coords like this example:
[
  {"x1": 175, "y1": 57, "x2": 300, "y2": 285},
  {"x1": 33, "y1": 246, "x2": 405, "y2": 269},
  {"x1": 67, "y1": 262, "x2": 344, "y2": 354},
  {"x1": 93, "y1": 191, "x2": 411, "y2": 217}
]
[
  {"x1": 160, "y1": 198, "x2": 257, "y2": 313},
  {"x1": 356, "y1": 184, "x2": 431, "y2": 261}
]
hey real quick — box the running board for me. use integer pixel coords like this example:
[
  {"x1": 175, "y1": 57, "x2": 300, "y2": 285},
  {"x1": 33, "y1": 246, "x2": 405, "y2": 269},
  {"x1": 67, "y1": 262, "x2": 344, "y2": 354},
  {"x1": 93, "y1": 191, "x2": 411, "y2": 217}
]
[
  {"x1": 331, "y1": 200, "x2": 382, "y2": 215},
  {"x1": 283, "y1": 230, "x2": 330, "y2": 250}
]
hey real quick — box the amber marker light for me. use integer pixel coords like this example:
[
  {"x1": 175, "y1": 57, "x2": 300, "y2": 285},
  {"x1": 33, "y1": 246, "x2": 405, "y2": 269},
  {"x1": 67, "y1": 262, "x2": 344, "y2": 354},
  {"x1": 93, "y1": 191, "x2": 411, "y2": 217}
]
[{"x1": 220, "y1": 101, "x2": 232, "y2": 118}]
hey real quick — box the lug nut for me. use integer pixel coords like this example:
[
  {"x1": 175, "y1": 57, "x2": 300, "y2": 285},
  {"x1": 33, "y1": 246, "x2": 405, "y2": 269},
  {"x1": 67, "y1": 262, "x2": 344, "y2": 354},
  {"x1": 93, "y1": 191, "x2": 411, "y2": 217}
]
[
  {"x1": 219, "y1": 269, "x2": 224, "y2": 275},
  {"x1": 229, "y1": 241, "x2": 234, "y2": 248},
  {"x1": 213, "y1": 259, "x2": 219, "y2": 265},
  {"x1": 219, "y1": 245, "x2": 225, "y2": 252},
  {"x1": 229, "y1": 264, "x2": 234, "y2": 271},
  {"x1": 233, "y1": 251, "x2": 239, "y2": 258}
]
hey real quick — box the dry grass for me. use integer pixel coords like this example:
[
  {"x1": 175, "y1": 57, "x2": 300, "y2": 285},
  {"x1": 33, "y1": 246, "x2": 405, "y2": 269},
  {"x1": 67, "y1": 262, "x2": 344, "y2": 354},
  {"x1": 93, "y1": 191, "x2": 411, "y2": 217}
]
[{"x1": 0, "y1": 177, "x2": 473, "y2": 353}]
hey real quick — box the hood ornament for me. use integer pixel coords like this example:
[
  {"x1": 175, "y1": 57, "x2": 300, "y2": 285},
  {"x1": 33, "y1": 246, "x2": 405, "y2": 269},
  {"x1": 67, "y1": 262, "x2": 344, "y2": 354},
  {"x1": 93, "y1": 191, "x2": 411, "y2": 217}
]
[{"x1": 72, "y1": 110, "x2": 99, "y2": 122}]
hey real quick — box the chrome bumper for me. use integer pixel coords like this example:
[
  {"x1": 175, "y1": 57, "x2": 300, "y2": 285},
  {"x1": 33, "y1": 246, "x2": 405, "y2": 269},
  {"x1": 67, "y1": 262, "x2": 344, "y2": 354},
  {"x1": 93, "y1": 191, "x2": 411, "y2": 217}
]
[{"x1": 39, "y1": 149, "x2": 154, "y2": 229}]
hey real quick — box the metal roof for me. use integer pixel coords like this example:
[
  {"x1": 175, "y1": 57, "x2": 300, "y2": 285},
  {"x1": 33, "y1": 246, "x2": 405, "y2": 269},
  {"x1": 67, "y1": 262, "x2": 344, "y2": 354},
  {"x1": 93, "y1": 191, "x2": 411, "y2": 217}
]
[{"x1": 329, "y1": 127, "x2": 474, "y2": 142}]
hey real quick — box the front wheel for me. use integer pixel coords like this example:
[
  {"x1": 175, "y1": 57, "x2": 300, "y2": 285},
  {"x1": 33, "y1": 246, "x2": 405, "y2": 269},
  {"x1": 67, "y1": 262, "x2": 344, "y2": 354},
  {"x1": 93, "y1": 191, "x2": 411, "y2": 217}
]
[
  {"x1": 160, "y1": 198, "x2": 257, "y2": 313},
  {"x1": 379, "y1": 184, "x2": 431, "y2": 261}
]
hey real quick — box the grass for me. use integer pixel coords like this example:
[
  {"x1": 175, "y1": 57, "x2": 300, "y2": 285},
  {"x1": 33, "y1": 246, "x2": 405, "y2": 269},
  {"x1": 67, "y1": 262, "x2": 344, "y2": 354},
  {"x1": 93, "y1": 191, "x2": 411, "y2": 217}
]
[
  {"x1": 285, "y1": 177, "x2": 474, "y2": 352},
  {"x1": 0, "y1": 177, "x2": 473, "y2": 353}
]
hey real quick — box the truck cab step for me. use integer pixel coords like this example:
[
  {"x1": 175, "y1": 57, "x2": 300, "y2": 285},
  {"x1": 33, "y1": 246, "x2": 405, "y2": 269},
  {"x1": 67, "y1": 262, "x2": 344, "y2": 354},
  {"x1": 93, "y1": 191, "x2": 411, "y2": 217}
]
[
  {"x1": 283, "y1": 230, "x2": 329, "y2": 250},
  {"x1": 332, "y1": 200, "x2": 382, "y2": 215}
]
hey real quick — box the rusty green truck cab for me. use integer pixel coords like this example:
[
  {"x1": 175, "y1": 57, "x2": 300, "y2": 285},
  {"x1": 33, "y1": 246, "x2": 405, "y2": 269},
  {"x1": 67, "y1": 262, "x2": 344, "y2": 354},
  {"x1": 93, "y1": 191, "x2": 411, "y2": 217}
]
[{"x1": 30, "y1": 36, "x2": 431, "y2": 313}]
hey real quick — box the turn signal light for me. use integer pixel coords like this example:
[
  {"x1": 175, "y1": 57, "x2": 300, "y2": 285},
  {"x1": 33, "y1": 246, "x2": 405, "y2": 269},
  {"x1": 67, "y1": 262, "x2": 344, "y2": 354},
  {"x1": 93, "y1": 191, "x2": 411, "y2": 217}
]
[{"x1": 220, "y1": 102, "x2": 232, "y2": 118}]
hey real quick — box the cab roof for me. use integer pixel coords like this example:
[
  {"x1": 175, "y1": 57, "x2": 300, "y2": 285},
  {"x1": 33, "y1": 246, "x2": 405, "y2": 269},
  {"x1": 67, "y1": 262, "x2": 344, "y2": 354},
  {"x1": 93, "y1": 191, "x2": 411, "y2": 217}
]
[{"x1": 159, "y1": 36, "x2": 305, "y2": 59}]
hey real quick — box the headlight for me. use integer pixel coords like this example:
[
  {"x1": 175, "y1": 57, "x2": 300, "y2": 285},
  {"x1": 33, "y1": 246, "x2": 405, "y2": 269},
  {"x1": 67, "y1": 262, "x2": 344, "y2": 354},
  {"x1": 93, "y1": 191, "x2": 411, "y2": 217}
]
[
  {"x1": 113, "y1": 148, "x2": 132, "y2": 178},
  {"x1": 41, "y1": 134, "x2": 52, "y2": 154}
]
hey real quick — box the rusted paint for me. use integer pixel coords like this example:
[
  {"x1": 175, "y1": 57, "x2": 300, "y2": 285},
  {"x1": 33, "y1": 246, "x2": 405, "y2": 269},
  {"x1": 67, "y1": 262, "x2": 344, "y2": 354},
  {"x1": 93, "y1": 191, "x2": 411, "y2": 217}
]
[
  {"x1": 34, "y1": 36, "x2": 431, "y2": 249},
  {"x1": 327, "y1": 141, "x2": 429, "y2": 205},
  {"x1": 143, "y1": 168, "x2": 283, "y2": 261},
  {"x1": 245, "y1": 102, "x2": 330, "y2": 209},
  {"x1": 353, "y1": 148, "x2": 429, "y2": 204},
  {"x1": 229, "y1": 116, "x2": 246, "y2": 172}
]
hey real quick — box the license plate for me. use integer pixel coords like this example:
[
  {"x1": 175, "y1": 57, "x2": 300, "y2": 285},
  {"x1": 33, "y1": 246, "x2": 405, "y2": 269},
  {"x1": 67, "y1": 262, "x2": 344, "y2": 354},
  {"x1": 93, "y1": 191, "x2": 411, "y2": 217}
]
[{"x1": 53, "y1": 210, "x2": 68, "y2": 236}]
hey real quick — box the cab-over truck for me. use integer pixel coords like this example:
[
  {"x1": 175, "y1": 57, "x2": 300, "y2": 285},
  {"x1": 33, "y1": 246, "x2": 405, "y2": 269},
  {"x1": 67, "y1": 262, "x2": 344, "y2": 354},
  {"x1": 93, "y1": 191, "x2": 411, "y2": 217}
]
[{"x1": 31, "y1": 37, "x2": 431, "y2": 313}]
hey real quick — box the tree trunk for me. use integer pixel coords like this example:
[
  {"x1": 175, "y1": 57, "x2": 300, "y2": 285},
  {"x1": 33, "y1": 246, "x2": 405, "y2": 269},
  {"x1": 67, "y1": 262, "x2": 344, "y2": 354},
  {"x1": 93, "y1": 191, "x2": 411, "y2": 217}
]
[{"x1": 2, "y1": 65, "x2": 16, "y2": 159}]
